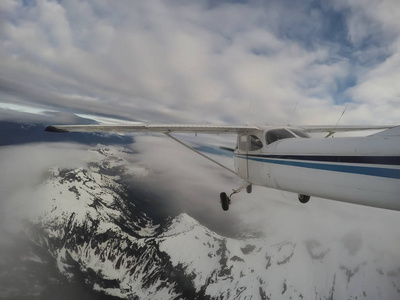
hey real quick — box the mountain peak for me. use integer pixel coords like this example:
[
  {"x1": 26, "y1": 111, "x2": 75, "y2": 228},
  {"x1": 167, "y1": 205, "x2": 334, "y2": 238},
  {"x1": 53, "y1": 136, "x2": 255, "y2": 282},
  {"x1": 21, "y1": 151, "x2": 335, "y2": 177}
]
[{"x1": 2, "y1": 145, "x2": 399, "y2": 299}]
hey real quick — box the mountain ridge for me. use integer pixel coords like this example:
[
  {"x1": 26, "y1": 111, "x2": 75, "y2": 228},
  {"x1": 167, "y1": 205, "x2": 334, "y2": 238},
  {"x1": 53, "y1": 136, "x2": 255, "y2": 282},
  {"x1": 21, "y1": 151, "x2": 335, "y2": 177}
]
[{"x1": 1, "y1": 145, "x2": 400, "y2": 299}]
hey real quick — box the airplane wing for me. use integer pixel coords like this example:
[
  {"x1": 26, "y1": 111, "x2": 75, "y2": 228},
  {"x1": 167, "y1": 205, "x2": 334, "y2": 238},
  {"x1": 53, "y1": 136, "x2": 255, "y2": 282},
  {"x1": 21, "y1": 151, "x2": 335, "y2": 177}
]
[
  {"x1": 299, "y1": 125, "x2": 398, "y2": 133},
  {"x1": 368, "y1": 125, "x2": 400, "y2": 137},
  {"x1": 45, "y1": 124, "x2": 259, "y2": 134},
  {"x1": 46, "y1": 123, "x2": 397, "y2": 134}
]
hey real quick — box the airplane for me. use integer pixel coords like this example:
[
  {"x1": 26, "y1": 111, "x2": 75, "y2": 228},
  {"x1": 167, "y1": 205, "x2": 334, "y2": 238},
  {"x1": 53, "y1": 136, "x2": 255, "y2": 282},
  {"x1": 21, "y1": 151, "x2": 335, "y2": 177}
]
[{"x1": 45, "y1": 123, "x2": 400, "y2": 212}]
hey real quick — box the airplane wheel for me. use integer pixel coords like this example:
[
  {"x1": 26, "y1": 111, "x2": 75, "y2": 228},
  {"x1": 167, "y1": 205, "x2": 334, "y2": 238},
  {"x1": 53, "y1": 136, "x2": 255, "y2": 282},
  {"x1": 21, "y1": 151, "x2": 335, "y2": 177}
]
[
  {"x1": 298, "y1": 194, "x2": 310, "y2": 204},
  {"x1": 246, "y1": 184, "x2": 252, "y2": 194},
  {"x1": 220, "y1": 192, "x2": 230, "y2": 211}
]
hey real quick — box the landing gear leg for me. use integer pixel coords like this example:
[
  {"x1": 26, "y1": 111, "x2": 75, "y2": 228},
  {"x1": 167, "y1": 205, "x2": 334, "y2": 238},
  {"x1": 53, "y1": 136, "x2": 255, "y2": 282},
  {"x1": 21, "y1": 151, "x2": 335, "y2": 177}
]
[{"x1": 220, "y1": 183, "x2": 251, "y2": 211}]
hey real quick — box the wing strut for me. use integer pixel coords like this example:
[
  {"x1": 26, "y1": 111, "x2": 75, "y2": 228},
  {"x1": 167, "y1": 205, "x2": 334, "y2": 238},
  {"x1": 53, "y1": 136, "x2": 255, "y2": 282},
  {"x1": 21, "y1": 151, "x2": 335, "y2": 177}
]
[{"x1": 164, "y1": 133, "x2": 238, "y2": 176}]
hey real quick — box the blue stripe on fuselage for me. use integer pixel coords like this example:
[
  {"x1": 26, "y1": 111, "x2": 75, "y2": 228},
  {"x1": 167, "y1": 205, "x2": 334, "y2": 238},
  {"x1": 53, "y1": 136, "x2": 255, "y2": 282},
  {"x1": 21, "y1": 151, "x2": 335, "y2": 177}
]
[
  {"x1": 234, "y1": 154, "x2": 400, "y2": 179},
  {"x1": 247, "y1": 154, "x2": 400, "y2": 165}
]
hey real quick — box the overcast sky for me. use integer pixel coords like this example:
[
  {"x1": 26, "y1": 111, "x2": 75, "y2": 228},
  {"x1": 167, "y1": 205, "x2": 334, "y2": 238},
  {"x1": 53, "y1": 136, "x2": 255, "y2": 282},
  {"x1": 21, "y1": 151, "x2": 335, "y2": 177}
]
[
  {"x1": 1, "y1": 2, "x2": 400, "y2": 296},
  {"x1": 1, "y1": 0, "x2": 400, "y2": 125},
  {"x1": 1, "y1": 0, "x2": 400, "y2": 241}
]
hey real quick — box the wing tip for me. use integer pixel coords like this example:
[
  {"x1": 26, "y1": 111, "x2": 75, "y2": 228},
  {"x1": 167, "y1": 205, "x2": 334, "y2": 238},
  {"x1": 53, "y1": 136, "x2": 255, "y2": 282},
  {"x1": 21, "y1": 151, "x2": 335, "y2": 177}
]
[{"x1": 45, "y1": 125, "x2": 69, "y2": 133}]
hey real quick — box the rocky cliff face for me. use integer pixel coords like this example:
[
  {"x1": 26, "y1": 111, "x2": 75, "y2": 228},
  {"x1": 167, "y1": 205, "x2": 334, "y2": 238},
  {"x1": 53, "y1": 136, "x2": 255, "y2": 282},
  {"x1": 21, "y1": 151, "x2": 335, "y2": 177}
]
[{"x1": 1, "y1": 146, "x2": 400, "y2": 299}]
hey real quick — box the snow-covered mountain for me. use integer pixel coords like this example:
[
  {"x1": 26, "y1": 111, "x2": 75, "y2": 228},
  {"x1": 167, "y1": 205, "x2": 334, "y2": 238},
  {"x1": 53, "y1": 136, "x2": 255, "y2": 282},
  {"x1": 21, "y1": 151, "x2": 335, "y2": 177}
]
[{"x1": 2, "y1": 146, "x2": 400, "y2": 299}]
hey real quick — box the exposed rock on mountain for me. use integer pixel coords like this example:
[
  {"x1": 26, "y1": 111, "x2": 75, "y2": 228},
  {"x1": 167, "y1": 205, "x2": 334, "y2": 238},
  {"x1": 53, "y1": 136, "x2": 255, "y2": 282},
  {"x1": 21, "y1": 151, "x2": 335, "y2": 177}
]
[{"x1": 1, "y1": 146, "x2": 400, "y2": 299}]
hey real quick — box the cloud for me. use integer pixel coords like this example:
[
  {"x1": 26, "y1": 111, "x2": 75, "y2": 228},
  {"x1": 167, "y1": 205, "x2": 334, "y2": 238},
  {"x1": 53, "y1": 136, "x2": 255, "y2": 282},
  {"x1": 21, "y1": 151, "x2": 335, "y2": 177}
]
[
  {"x1": 0, "y1": 0, "x2": 399, "y2": 244},
  {"x1": 326, "y1": 0, "x2": 400, "y2": 124},
  {"x1": 0, "y1": 142, "x2": 90, "y2": 233},
  {"x1": 0, "y1": 134, "x2": 399, "y2": 298},
  {"x1": 1, "y1": 0, "x2": 399, "y2": 238},
  {"x1": 1, "y1": 0, "x2": 399, "y2": 126},
  {"x1": 2, "y1": 135, "x2": 399, "y2": 248},
  {"x1": 1, "y1": 0, "x2": 400, "y2": 291},
  {"x1": 0, "y1": 135, "x2": 238, "y2": 236},
  {"x1": 127, "y1": 133, "x2": 400, "y2": 257},
  {"x1": 129, "y1": 134, "x2": 242, "y2": 236}
]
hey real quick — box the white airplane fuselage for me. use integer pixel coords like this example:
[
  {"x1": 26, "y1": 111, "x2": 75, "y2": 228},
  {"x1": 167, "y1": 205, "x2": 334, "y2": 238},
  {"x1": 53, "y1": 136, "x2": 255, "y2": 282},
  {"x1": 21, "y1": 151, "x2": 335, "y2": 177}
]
[
  {"x1": 45, "y1": 122, "x2": 400, "y2": 211},
  {"x1": 234, "y1": 127, "x2": 400, "y2": 210}
]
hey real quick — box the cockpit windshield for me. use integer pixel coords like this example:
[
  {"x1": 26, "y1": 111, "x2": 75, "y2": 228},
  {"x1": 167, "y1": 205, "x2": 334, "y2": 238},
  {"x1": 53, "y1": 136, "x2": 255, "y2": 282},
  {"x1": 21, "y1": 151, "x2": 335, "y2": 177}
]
[{"x1": 265, "y1": 129, "x2": 295, "y2": 144}]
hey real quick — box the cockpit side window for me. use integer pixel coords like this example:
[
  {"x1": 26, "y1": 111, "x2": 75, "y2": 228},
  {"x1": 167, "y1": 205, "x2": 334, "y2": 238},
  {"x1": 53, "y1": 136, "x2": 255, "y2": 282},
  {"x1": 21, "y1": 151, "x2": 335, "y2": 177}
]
[
  {"x1": 289, "y1": 129, "x2": 310, "y2": 138},
  {"x1": 266, "y1": 129, "x2": 295, "y2": 144},
  {"x1": 248, "y1": 135, "x2": 263, "y2": 151}
]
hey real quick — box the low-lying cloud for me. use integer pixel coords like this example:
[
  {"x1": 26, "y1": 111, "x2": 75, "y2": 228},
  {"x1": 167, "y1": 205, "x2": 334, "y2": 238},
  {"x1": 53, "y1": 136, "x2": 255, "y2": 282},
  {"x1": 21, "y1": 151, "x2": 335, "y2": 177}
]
[{"x1": 0, "y1": 133, "x2": 399, "y2": 298}]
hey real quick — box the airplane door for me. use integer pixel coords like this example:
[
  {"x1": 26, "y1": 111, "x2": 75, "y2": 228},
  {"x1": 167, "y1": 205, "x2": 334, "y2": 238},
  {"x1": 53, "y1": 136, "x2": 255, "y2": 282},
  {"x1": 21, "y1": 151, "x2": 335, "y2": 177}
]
[
  {"x1": 235, "y1": 133, "x2": 264, "y2": 182},
  {"x1": 236, "y1": 134, "x2": 249, "y2": 179}
]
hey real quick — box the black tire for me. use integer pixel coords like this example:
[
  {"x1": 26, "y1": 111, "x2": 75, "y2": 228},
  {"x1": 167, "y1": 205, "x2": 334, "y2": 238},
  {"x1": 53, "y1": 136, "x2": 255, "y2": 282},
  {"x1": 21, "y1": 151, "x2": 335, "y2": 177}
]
[
  {"x1": 298, "y1": 194, "x2": 310, "y2": 204},
  {"x1": 246, "y1": 184, "x2": 252, "y2": 194},
  {"x1": 220, "y1": 192, "x2": 230, "y2": 211}
]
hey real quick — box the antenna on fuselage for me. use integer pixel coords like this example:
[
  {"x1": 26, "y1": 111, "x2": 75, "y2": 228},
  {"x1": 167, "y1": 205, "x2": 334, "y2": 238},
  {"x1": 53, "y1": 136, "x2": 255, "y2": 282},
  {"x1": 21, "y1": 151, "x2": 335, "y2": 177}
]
[
  {"x1": 326, "y1": 105, "x2": 348, "y2": 138},
  {"x1": 288, "y1": 101, "x2": 298, "y2": 126}
]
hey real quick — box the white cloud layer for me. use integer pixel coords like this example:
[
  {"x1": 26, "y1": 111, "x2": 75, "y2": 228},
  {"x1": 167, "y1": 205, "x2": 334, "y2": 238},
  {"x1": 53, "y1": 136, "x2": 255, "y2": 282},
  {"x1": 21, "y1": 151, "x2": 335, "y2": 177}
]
[
  {"x1": 1, "y1": 2, "x2": 400, "y2": 296},
  {"x1": 2, "y1": 139, "x2": 399, "y2": 297},
  {"x1": 0, "y1": 0, "x2": 399, "y2": 125}
]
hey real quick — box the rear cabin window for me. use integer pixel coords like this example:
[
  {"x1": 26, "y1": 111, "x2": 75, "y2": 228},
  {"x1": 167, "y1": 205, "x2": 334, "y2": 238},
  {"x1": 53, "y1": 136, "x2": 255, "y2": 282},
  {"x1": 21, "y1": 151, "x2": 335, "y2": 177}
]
[
  {"x1": 238, "y1": 135, "x2": 263, "y2": 151},
  {"x1": 266, "y1": 129, "x2": 295, "y2": 145},
  {"x1": 239, "y1": 135, "x2": 247, "y2": 151}
]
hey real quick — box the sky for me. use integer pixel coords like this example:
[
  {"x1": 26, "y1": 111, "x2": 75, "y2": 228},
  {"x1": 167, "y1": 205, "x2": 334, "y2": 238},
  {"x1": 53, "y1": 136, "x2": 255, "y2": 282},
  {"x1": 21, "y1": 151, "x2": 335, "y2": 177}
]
[
  {"x1": 1, "y1": 0, "x2": 400, "y2": 125},
  {"x1": 1, "y1": 0, "x2": 400, "y2": 243},
  {"x1": 1, "y1": 1, "x2": 400, "y2": 297}
]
